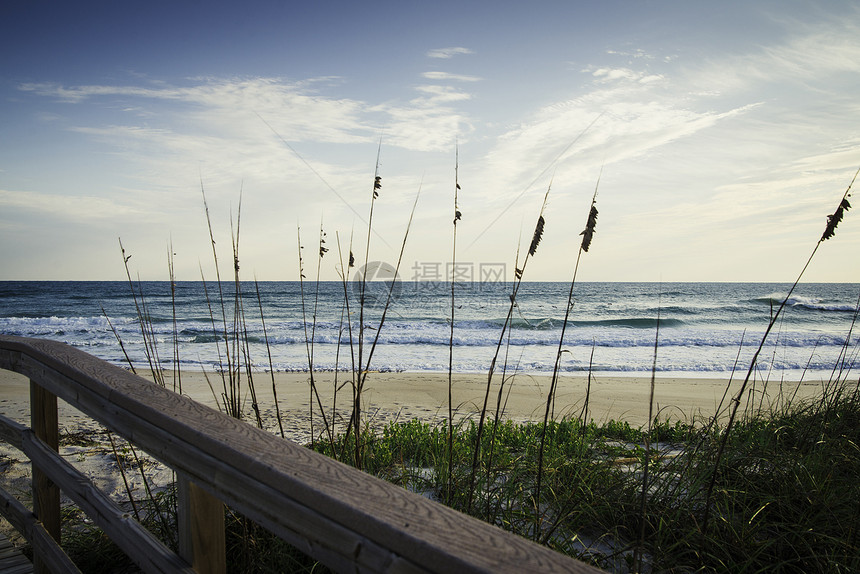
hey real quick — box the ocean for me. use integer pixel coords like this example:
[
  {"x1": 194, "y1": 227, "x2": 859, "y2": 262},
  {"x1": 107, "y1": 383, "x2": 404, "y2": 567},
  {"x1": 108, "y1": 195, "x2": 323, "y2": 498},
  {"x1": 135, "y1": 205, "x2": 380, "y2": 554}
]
[{"x1": 0, "y1": 281, "x2": 857, "y2": 381}]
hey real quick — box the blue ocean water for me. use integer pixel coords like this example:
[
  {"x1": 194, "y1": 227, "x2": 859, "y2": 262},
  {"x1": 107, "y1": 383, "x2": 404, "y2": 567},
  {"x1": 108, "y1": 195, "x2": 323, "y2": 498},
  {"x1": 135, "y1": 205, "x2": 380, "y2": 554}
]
[{"x1": 0, "y1": 281, "x2": 857, "y2": 380}]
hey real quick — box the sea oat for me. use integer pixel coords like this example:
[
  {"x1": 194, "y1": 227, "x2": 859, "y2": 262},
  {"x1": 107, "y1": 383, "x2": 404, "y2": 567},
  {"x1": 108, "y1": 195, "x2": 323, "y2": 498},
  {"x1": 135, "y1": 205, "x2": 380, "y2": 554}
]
[
  {"x1": 822, "y1": 197, "x2": 851, "y2": 241},
  {"x1": 529, "y1": 215, "x2": 545, "y2": 256},
  {"x1": 580, "y1": 202, "x2": 598, "y2": 252}
]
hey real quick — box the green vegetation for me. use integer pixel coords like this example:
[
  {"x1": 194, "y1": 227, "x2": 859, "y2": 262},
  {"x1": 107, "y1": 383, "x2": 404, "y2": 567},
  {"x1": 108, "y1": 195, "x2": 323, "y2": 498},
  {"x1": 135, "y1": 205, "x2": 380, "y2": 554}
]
[
  {"x1": 50, "y1": 156, "x2": 855, "y2": 573},
  {"x1": 308, "y1": 385, "x2": 860, "y2": 572},
  {"x1": 53, "y1": 386, "x2": 860, "y2": 573}
]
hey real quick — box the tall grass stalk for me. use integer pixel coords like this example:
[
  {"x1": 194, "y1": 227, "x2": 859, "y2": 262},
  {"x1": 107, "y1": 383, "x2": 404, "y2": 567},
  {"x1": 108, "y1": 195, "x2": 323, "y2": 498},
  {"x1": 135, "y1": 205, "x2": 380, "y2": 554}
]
[
  {"x1": 110, "y1": 245, "x2": 181, "y2": 549},
  {"x1": 254, "y1": 277, "x2": 284, "y2": 438},
  {"x1": 311, "y1": 224, "x2": 335, "y2": 448},
  {"x1": 446, "y1": 145, "x2": 462, "y2": 503},
  {"x1": 577, "y1": 342, "x2": 596, "y2": 428},
  {"x1": 634, "y1": 295, "x2": 660, "y2": 572},
  {"x1": 199, "y1": 181, "x2": 236, "y2": 416},
  {"x1": 467, "y1": 185, "x2": 550, "y2": 514},
  {"x1": 167, "y1": 239, "x2": 181, "y2": 394},
  {"x1": 353, "y1": 143, "x2": 383, "y2": 469},
  {"x1": 230, "y1": 195, "x2": 265, "y2": 429},
  {"x1": 118, "y1": 239, "x2": 164, "y2": 386},
  {"x1": 296, "y1": 225, "x2": 334, "y2": 449},
  {"x1": 101, "y1": 305, "x2": 136, "y2": 375},
  {"x1": 331, "y1": 298, "x2": 348, "y2": 438},
  {"x1": 702, "y1": 164, "x2": 858, "y2": 535},
  {"x1": 198, "y1": 263, "x2": 229, "y2": 409},
  {"x1": 353, "y1": 186, "x2": 421, "y2": 468},
  {"x1": 228, "y1": 203, "x2": 245, "y2": 418},
  {"x1": 535, "y1": 176, "x2": 599, "y2": 533},
  {"x1": 335, "y1": 230, "x2": 358, "y2": 453}
]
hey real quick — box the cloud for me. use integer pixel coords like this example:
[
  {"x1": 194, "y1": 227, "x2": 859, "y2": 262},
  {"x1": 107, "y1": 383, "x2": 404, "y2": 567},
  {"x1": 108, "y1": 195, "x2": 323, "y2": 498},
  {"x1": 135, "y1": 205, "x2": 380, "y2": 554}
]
[
  {"x1": 13, "y1": 15, "x2": 860, "y2": 281},
  {"x1": 375, "y1": 96, "x2": 472, "y2": 152},
  {"x1": 606, "y1": 48, "x2": 653, "y2": 60},
  {"x1": 0, "y1": 188, "x2": 148, "y2": 220},
  {"x1": 588, "y1": 67, "x2": 664, "y2": 85},
  {"x1": 463, "y1": 20, "x2": 860, "y2": 249},
  {"x1": 23, "y1": 78, "x2": 372, "y2": 144},
  {"x1": 477, "y1": 90, "x2": 756, "y2": 211},
  {"x1": 426, "y1": 47, "x2": 473, "y2": 59},
  {"x1": 682, "y1": 16, "x2": 860, "y2": 95},
  {"x1": 19, "y1": 82, "x2": 185, "y2": 104},
  {"x1": 421, "y1": 71, "x2": 482, "y2": 82},
  {"x1": 20, "y1": 76, "x2": 476, "y2": 155},
  {"x1": 758, "y1": 24, "x2": 860, "y2": 78},
  {"x1": 15, "y1": 73, "x2": 480, "y2": 258},
  {"x1": 413, "y1": 85, "x2": 472, "y2": 103}
]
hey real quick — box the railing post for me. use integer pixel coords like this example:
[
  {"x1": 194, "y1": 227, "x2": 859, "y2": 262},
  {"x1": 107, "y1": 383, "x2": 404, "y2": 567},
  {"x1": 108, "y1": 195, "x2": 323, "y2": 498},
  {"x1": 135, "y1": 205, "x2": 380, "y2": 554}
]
[
  {"x1": 31, "y1": 380, "x2": 60, "y2": 574},
  {"x1": 178, "y1": 476, "x2": 226, "y2": 574}
]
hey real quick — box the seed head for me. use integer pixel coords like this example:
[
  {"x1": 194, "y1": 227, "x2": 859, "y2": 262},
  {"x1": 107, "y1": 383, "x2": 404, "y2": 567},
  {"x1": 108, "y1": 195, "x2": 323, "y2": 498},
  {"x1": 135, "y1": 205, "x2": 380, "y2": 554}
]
[
  {"x1": 529, "y1": 215, "x2": 545, "y2": 257},
  {"x1": 822, "y1": 197, "x2": 851, "y2": 241},
  {"x1": 580, "y1": 201, "x2": 598, "y2": 252}
]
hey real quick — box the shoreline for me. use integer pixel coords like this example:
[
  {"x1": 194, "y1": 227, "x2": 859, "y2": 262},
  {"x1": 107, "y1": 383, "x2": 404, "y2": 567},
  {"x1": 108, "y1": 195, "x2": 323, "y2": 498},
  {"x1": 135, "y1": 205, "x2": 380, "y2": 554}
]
[
  {"x1": 0, "y1": 366, "x2": 838, "y2": 548},
  {"x1": 0, "y1": 368, "x2": 831, "y2": 431}
]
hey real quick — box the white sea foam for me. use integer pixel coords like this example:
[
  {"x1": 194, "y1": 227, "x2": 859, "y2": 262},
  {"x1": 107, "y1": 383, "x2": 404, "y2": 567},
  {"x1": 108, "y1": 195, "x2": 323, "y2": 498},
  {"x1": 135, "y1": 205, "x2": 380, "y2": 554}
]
[{"x1": 1, "y1": 281, "x2": 857, "y2": 377}]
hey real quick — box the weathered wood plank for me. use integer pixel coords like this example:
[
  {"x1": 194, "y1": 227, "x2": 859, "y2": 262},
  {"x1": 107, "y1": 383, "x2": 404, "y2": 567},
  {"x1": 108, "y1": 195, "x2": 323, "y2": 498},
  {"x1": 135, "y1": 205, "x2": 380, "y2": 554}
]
[
  {"x1": 0, "y1": 481, "x2": 32, "y2": 538},
  {"x1": 177, "y1": 477, "x2": 226, "y2": 574},
  {"x1": 0, "y1": 335, "x2": 605, "y2": 574},
  {"x1": 0, "y1": 486, "x2": 81, "y2": 574},
  {"x1": 0, "y1": 553, "x2": 31, "y2": 571},
  {"x1": 16, "y1": 353, "x2": 428, "y2": 572},
  {"x1": 21, "y1": 431, "x2": 195, "y2": 574},
  {"x1": 0, "y1": 415, "x2": 25, "y2": 451},
  {"x1": 29, "y1": 381, "x2": 58, "y2": 574},
  {"x1": 0, "y1": 558, "x2": 33, "y2": 574},
  {"x1": 29, "y1": 525, "x2": 82, "y2": 574}
]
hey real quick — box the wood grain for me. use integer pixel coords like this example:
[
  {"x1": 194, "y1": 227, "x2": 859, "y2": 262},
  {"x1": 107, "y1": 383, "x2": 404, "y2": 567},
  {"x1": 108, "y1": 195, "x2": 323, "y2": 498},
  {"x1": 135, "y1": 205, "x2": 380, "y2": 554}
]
[
  {"x1": 29, "y1": 381, "x2": 58, "y2": 574},
  {"x1": 178, "y1": 477, "x2": 225, "y2": 574},
  {"x1": 0, "y1": 335, "x2": 605, "y2": 574},
  {"x1": 0, "y1": 467, "x2": 82, "y2": 574},
  {"x1": 0, "y1": 533, "x2": 31, "y2": 574},
  {"x1": 22, "y1": 430, "x2": 195, "y2": 573}
]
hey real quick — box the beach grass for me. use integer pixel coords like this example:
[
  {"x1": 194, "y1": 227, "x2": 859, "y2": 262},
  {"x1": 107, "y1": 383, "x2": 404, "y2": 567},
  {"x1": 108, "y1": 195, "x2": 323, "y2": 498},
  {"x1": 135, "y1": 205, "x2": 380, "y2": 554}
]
[
  {"x1": 47, "y1": 384, "x2": 859, "y2": 573},
  {"x1": 39, "y1": 157, "x2": 860, "y2": 573}
]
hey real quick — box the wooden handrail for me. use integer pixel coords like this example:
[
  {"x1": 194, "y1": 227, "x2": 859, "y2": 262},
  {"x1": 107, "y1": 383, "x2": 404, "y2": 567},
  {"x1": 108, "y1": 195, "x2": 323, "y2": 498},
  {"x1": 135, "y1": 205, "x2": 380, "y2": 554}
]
[{"x1": 0, "y1": 335, "x2": 603, "y2": 573}]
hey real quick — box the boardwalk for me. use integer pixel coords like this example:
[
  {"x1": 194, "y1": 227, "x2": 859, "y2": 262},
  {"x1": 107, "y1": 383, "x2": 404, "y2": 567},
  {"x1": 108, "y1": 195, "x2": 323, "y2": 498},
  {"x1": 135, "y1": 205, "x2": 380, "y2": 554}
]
[
  {"x1": 1, "y1": 335, "x2": 603, "y2": 573},
  {"x1": 0, "y1": 533, "x2": 31, "y2": 574}
]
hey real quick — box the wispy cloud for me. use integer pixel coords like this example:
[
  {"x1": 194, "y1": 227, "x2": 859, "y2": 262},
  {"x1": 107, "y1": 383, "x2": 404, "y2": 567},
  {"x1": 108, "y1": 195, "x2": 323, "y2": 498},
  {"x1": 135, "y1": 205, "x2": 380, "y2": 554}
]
[
  {"x1": 16, "y1": 73, "x2": 478, "y2": 245},
  {"x1": 11, "y1": 13, "x2": 860, "y2": 281},
  {"x1": 372, "y1": 79, "x2": 476, "y2": 152},
  {"x1": 606, "y1": 48, "x2": 653, "y2": 60},
  {"x1": 465, "y1": 18, "x2": 860, "y2": 261},
  {"x1": 23, "y1": 78, "x2": 372, "y2": 144},
  {"x1": 19, "y1": 82, "x2": 190, "y2": 104},
  {"x1": 682, "y1": 16, "x2": 860, "y2": 94},
  {"x1": 421, "y1": 71, "x2": 482, "y2": 82},
  {"x1": 20, "y1": 75, "x2": 475, "y2": 155},
  {"x1": 588, "y1": 67, "x2": 664, "y2": 84},
  {"x1": 0, "y1": 188, "x2": 148, "y2": 220},
  {"x1": 413, "y1": 84, "x2": 472, "y2": 103},
  {"x1": 426, "y1": 47, "x2": 473, "y2": 59}
]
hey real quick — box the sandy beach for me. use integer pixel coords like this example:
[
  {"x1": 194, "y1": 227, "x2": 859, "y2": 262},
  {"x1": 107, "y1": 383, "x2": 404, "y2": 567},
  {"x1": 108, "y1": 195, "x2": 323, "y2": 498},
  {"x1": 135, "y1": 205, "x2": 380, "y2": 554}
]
[
  {"x1": 0, "y1": 366, "x2": 835, "y2": 548},
  {"x1": 0, "y1": 368, "x2": 830, "y2": 434}
]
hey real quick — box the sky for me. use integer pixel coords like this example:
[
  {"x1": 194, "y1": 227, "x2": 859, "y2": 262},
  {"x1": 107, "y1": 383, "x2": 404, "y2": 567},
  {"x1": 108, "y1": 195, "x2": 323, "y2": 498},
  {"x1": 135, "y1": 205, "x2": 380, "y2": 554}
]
[{"x1": 1, "y1": 0, "x2": 859, "y2": 283}]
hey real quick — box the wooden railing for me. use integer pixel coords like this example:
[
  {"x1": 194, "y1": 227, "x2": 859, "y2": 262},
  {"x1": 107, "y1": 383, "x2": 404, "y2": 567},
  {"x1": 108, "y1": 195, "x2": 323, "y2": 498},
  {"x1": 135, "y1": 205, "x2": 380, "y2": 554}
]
[{"x1": 0, "y1": 335, "x2": 603, "y2": 573}]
